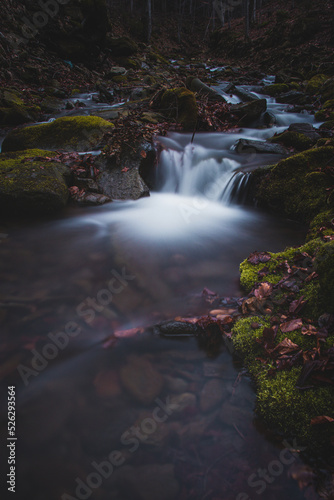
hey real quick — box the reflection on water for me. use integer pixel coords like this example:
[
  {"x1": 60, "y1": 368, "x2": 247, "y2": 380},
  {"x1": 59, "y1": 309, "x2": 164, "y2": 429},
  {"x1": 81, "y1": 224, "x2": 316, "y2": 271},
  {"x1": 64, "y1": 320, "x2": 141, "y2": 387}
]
[
  {"x1": 3, "y1": 335, "x2": 315, "y2": 500},
  {"x1": 0, "y1": 85, "x2": 323, "y2": 499}
]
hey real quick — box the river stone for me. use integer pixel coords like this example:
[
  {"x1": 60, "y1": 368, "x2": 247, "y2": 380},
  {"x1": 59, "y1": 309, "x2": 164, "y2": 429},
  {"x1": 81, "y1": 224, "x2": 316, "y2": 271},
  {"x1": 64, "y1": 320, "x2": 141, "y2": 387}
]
[
  {"x1": 235, "y1": 138, "x2": 289, "y2": 155},
  {"x1": 97, "y1": 163, "x2": 149, "y2": 200},
  {"x1": 0, "y1": 149, "x2": 69, "y2": 213},
  {"x1": 2, "y1": 116, "x2": 114, "y2": 153},
  {"x1": 164, "y1": 375, "x2": 189, "y2": 394},
  {"x1": 170, "y1": 392, "x2": 197, "y2": 413},
  {"x1": 219, "y1": 400, "x2": 253, "y2": 428},
  {"x1": 230, "y1": 99, "x2": 267, "y2": 125},
  {"x1": 120, "y1": 355, "x2": 163, "y2": 404},
  {"x1": 200, "y1": 378, "x2": 228, "y2": 413},
  {"x1": 288, "y1": 122, "x2": 321, "y2": 141},
  {"x1": 113, "y1": 464, "x2": 179, "y2": 500},
  {"x1": 107, "y1": 66, "x2": 127, "y2": 78}
]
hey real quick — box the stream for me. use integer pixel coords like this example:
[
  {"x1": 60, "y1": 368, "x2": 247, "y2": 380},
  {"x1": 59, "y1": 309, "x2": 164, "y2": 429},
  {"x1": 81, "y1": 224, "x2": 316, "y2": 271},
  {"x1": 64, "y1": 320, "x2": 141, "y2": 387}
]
[{"x1": 0, "y1": 83, "x2": 326, "y2": 499}]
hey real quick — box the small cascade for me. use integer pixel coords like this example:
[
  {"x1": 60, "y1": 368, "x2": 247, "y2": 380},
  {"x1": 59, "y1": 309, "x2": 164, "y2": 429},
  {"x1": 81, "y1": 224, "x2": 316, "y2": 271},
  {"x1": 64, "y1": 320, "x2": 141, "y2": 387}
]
[{"x1": 156, "y1": 135, "x2": 254, "y2": 206}]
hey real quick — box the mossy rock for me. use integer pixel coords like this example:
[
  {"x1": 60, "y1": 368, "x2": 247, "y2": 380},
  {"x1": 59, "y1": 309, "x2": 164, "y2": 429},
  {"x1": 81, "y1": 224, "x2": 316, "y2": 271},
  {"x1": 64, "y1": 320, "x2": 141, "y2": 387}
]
[
  {"x1": 263, "y1": 84, "x2": 289, "y2": 96},
  {"x1": 320, "y1": 120, "x2": 334, "y2": 130},
  {"x1": 160, "y1": 88, "x2": 198, "y2": 131},
  {"x1": 0, "y1": 90, "x2": 24, "y2": 108},
  {"x1": 270, "y1": 131, "x2": 313, "y2": 151},
  {"x1": 307, "y1": 210, "x2": 334, "y2": 241},
  {"x1": 0, "y1": 106, "x2": 37, "y2": 127},
  {"x1": 239, "y1": 238, "x2": 326, "y2": 319},
  {"x1": 0, "y1": 149, "x2": 69, "y2": 213},
  {"x1": 320, "y1": 77, "x2": 334, "y2": 103},
  {"x1": 256, "y1": 146, "x2": 334, "y2": 221},
  {"x1": 306, "y1": 74, "x2": 328, "y2": 94},
  {"x1": 2, "y1": 116, "x2": 114, "y2": 153},
  {"x1": 148, "y1": 51, "x2": 169, "y2": 65},
  {"x1": 107, "y1": 36, "x2": 138, "y2": 57},
  {"x1": 40, "y1": 97, "x2": 65, "y2": 114},
  {"x1": 239, "y1": 238, "x2": 324, "y2": 291},
  {"x1": 111, "y1": 75, "x2": 127, "y2": 84},
  {"x1": 232, "y1": 317, "x2": 334, "y2": 447},
  {"x1": 315, "y1": 241, "x2": 334, "y2": 313}
]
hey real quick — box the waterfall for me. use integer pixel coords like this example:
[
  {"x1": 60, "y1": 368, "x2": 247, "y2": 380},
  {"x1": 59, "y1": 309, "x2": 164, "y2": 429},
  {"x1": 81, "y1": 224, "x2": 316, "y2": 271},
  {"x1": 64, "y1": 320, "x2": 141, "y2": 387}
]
[{"x1": 156, "y1": 138, "x2": 250, "y2": 205}]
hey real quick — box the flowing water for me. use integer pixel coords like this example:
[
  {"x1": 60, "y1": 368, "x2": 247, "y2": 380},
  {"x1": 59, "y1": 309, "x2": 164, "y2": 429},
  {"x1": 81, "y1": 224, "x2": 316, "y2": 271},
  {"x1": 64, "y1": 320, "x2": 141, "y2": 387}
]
[{"x1": 0, "y1": 84, "x2": 325, "y2": 499}]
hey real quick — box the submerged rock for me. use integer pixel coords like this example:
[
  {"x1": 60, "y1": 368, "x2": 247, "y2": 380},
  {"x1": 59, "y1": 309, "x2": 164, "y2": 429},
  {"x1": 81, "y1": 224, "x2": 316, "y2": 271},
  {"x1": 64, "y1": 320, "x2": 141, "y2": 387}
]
[
  {"x1": 0, "y1": 149, "x2": 69, "y2": 213},
  {"x1": 2, "y1": 116, "x2": 114, "y2": 153},
  {"x1": 120, "y1": 355, "x2": 164, "y2": 404},
  {"x1": 200, "y1": 378, "x2": 228, "y2": 413},
  {"x1": 112, "y1": 464, "x2": 179, "y2": 500}
]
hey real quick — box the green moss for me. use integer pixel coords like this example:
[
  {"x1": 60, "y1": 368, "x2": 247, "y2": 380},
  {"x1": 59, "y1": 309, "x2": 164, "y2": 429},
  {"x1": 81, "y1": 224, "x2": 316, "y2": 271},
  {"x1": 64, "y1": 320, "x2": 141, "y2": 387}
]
[
  {"x1": 270, "y1": 131, "x2": 313, "y2": 151},
  {"x1": 315, "y1": 241, "x2": 334, "y2": 313},
  {"x1": 307, "y1": 210, "x2": 334, "y2": 241},
  {"x1": 320, "y1": 120, "x2": 334, "y2": 130},
  {"x1": 256, "y1": 146, "x2": 334, "y2": 221},
  {"x1": 160, "y1": 87, "x2": 198, "y2": 131},
  {"x1": 306, "y1": 74, "x2": 328, "y2": 94},
  {"x1": 232, "y1": 318, "x2": 334, "y2": 447},
  {"x1": 240, "y1": 239, "x2": 324, "y2": 293},
  {"x1": 263, "y1": 84, "x2": 289, "y2": 96},
  {"x1": 148, "y1": 51, "x2": 169, "y2": 65},
  {"x1": 0, "y1": 149, "x2": 69, "y2": 213},
  {"x1": 256, "y1": 368, "x2": 334, "y2": 443},
  {"x1": 2, "y1": 116, "x2": 114, "y2": 153},
  {"x1": 111, "y1": 75, "x2": 127, "y2": 84}
]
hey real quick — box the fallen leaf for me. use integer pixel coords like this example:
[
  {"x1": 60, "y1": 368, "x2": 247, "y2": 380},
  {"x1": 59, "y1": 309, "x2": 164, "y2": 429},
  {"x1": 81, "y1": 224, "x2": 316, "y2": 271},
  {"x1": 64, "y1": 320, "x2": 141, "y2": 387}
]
[
  {"x1": 310, "y1": 415, "x2": 334, "y2": 425},
  {"x1": 254, "y1": 282, "x2": 272, "y2": 299},
  {"x1": 280, "y1": 318, "x2": 303, "y2": 333},
  {"x1": 247, "y1": 251, "x2": 271, "y2": 265}
]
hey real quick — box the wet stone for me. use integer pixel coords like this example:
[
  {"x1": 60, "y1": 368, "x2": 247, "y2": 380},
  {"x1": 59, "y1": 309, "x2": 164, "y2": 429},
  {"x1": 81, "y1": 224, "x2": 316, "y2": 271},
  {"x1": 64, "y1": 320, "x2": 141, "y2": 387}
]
[
  {"x1": 200, "y1": 378, "x2": 228, "y2": 413},
  {"x1": 120, "y1": 355, "x2": 164, "y2": 404}
]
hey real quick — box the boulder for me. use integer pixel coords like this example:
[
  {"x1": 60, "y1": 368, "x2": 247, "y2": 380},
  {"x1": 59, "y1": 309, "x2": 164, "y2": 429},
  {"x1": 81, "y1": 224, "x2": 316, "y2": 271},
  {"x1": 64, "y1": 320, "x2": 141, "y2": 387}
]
[
  {"x1": 263, "y1": 83, "x2": 289, "y2": 96},
  {"x1": 160, "y1": 87, "x2": 198, "y2": 131},
  {"x1": 95, "y1": 146, "x2": 150, "y2": 201},
  {"x1": 2, "y1": 116, "x2": 114, "y2": 153},
  {"x1": 107, "y1": 36, "x2": 138, "y2": 56},
  {"x1": 235, "y1": 138, "x2": 289, "y2": 155},
  {"x1": 306, "y1": 74, "x2": 328, "y2": 95},
  {"x1": 120, "y1": 355, "x2": 163, "y2": 404},
  {"x1": 255, "y1": 146, "x2": 334, "y2": 221},
  {"x1": 0, "y1": 89, "x2": 40, "y2": 127},
  {"x1": 230, "y1": 99, "x2": 267, "y2": 126},
  {"x1": 0, "y1": 149, "x2": 69, "y2": 213}
]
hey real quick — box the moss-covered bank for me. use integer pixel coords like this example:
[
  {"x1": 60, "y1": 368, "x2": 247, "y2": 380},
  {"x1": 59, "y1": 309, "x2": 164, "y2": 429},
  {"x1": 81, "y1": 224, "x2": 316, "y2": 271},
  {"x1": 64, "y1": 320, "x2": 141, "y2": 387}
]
[{"x1": 2, "y1": 116, "x2": 114, "y2": 153}]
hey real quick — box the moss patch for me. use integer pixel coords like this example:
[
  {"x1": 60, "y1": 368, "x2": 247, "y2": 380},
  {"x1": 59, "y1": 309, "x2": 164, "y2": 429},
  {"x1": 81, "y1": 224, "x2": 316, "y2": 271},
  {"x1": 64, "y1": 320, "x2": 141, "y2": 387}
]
[
  {"x1": 160, "y1": 87, "x2": 198, "y2": 131},
  {"x1": 232, "y1": 317, "x2": 334, "y2": 446},
  {"x1": 263, "y1": 83, "x2": 289, "y2": 96},
  {"x1": 0, "y1": 149, "x2": 69, "y2": 213},
  {"x1": 2, "y1": 116, "x2": 114, "y2": 153},
  {"x1": 270, "y1": 131, "x2": 313, "y2": 151},
  {"x1": 315, "y1": 240, "x2": 334, "y2": 313},
  {"x1": 306, "y1": 74, "x2": 328, "y2": 94},
  {"x1": 256, "y1": 146, "x2": 334, "y2": 221}
]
